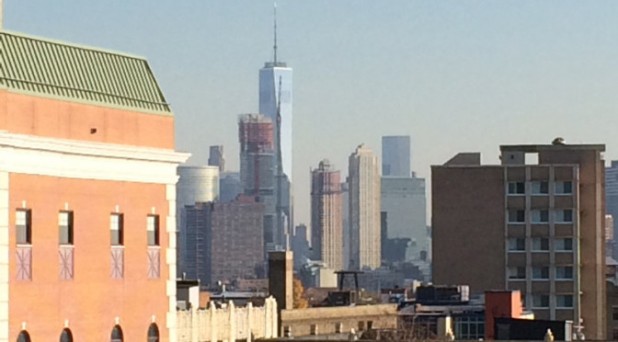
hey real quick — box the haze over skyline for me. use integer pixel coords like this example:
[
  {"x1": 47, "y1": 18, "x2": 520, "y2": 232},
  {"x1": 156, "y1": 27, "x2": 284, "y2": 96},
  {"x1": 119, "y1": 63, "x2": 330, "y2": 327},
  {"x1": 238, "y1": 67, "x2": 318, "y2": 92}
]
[{"x1": 9, "y1": 1, "x2": 618, "y2": 224}]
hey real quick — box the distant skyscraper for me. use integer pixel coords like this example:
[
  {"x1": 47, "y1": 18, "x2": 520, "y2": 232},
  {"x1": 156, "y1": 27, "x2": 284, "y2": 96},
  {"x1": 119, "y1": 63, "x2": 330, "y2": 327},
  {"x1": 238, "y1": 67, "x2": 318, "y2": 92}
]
[
  {"x1": 183, "y1": 196, "x2": 264, "y2": 287},
  {"x1": 292, "y1": 224, "x2": 310, "y2": 268},
  {"x1": 381, "y1": 176, "x2": 427, "y2": 261},
  {"x1": 382, "y1": 136, "x2": 411, "y2": 177},
  {"x1": 348, "y1": 144, "x2": 381, "y2": 270},
  {"x1": 219, "y1": 172, "x2": 242, "y2": 203},
  {"x1": 311, "y1": 160, "x2": 344, "y2": 271},
  {"x1": 259, "y1": 6, "x2": 293, "y2": 245},
  {"x1": 176, "y1": 165, "x2": 220, "y2": 276},
  {"x1": 238, "y1": 114, "x2": 278, "y2": 250},
  {"x1": 208, "y1": 145, "x2": 225, "y2": 172},
  {"x1": 341, "y1": 182, "x2": 350, "y2": 269},
  {"x1": 607, "y1": 161, "x2": 618, "y2": 258}
]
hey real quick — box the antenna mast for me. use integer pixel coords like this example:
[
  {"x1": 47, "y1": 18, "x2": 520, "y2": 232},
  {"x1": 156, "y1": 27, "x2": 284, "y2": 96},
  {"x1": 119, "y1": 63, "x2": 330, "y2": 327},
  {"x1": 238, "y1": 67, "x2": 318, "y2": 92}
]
[{"x1": 273, "y1": 2, "x2": 278, "y2": 65}]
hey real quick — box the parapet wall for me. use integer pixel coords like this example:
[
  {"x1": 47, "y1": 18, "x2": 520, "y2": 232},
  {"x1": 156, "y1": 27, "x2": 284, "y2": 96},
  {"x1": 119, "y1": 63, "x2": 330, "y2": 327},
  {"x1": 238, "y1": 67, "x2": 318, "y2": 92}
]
[
  {"x1": 281, "y1": 304, "x2": 398, "y2": 337},
  {"x1": 177, "y1": 297, "x2": 278, "y2": 342}
]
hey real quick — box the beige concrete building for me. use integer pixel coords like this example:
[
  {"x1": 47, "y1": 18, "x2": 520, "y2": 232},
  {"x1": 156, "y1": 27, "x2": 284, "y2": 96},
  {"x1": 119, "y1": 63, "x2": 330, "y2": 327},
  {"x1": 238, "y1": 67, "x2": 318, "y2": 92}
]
[
  {"x1": 432, "y1": 143, "x2": 606, "y2": 340},
  {"x1": 311, "y1": 160, "x2": 344, "y2": 271},
  {"x1": 348, "y1": 145, "x2": 381, "y2": 270}
]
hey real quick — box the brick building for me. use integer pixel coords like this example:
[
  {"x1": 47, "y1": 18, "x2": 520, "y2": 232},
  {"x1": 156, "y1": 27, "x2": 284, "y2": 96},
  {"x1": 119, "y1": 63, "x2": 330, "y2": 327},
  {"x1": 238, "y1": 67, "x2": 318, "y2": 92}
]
[
  {"x1": 183, "y1": 196, "x2": 264, "y2": 287},
  {"x1": 432, "y1": 143, "x2": 606, "y2": 340},
  {"x1": 0, "y1": 31, "x2": 188, "y2": 340}
]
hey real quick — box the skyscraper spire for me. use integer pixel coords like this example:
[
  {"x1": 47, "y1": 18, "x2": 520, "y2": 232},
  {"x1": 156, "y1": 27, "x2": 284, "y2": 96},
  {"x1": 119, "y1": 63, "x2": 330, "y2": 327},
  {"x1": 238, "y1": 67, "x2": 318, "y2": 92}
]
[{"x1": 273, "y1": 2, "x2": 278, "y2": 64}]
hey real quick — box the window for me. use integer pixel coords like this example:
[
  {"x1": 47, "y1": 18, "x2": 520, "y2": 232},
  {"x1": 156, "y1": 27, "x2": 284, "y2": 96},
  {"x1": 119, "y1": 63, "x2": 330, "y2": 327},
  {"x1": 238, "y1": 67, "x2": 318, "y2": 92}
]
[
  {"x1": 508, "y1": 182, "x2": 525, "y2": 195},
  {"x1": 310, "y1": 324, "x2": 318, "y2": 335},
  {"x1": 147, "y1": 323, "x2": 159, "y2": 342},
  {"x1": 508, "y1": 238, "x2": 525, "y2": 251},
  {"x1": 17, "y1": 331, "x2": 31, "y2": 342},
  {"x1": 556, "y1": 295, "x2": 573, "y2": 308},
  {"x1": 532, "y1": 267, "x2": 549, "y2": 280},
  {"x1": 555, "y1": 209, "x2": 573, "y2": 223},
  {"x1": 16, "y1": 209, "x2": 32, "y2": 244},
  {"x1": 556, "y1": 266, "x2": 573, "y2": 280},
  {"x1": 532, "y1": 294, "x2": 549, "y2": 308},
  {"x1": 59, "y1": 211, "x2": 74, "y2": 245},
  {"x1": 612, "y1": 306, "x2": 618, "y2": 321},
  {"x1": 555, "y1": 181, "x2": 573, "y2": 195},
  {"x1": 508, "y1": 209, "x2": 525, "y2": 223},
  {"x1": 147, "y1": 215, "x2": 160, "y2": 246},
  {"x1": 60, "y1": 328, "x2": 73, "y2": 342},
  {"x1": 367, "y1": 321, "x2": 373, "y2": 330},
  {"x1": 111, "y1": 325, "x2": 123, "y2": 342},
  {"x1": 532, "y1": 238, "x2": 549, "y2": 251},
  {"x1": 508, "y1": 267, "x2": 526, "y2": 280},
  {"x1": 555, "y1": 238, "x2": 573, "y2": 251},
  {"x1": 531, "y1": 181, "x2": 549, "y2": 195},
  {"x1": 531, "y1": 210, "x2": 549, "y2": 223},
  {"x1": 335, "y1": 322, "x2": 343, "y2": 334},
  {"x1": 110, "y1": 213, "x2": 124, "y2": 246}
]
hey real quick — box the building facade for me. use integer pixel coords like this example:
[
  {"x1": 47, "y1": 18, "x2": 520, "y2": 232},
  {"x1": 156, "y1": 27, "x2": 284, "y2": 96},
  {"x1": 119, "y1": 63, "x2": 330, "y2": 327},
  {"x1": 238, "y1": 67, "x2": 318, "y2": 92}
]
[
  {"x1": 177, "y1": 166, "x2": 220, "y2": 276},
  {"x1": 381, "y1": 136, "x2": 411, "y2": 177},
  {"x1": 310, "y1": 160, "x2": 343, "y2": 271},
  {"x1": 432, "y1": 144, "x2": 607, "y2": 340},
  {"x1": 183, "y1": 196, "x2": 264, "y2": 287},
  {"x1": 348, "y1": 145, "x2": 381, "y2": 270},
  {"x1": 0, "y1": 31, "x2": 188, "y2": 340}
]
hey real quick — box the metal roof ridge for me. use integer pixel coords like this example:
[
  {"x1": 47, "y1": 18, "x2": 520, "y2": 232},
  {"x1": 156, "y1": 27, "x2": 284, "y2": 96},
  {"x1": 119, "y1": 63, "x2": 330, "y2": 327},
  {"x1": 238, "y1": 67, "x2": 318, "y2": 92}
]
[{"x1": 0, "y1": 30, "x2": 147, "y2": 61}]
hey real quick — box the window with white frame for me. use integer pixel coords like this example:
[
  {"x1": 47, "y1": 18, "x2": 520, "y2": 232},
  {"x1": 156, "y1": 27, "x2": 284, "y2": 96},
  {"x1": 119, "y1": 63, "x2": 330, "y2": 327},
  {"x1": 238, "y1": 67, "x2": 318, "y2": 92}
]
[
  {"x1": 507, "y1": 182, "x2": 525, "y2": 195},
  {"x1": 147, "y1": 215, "x2": 160, "y2": 246},
  {"x1": 532, "y1": 238, "x2": 549, "y2": 251},
  {"x1": 531, "y1": 210, "x2": 549, "y2": 223},
  {"x1": 508, "y1": 209, "x2": 525, "y2": 223},
  {"x1": 555, "y1": 209, "x2": 573, "y2": 223},
  {"x1": 555, "y1": 238, "x2": 573, "y2": 251},
  {"x1": 508, "y1": 238, "x2": 525, "y2": 251},
  {"x1": 110, "y1": 213, "x2": 124, "y2": 246},
  {"x1": 556, "y1": 295, "x2": 573, "y2": 308},
  {"x1": 555, "y1": 266, "x2": 573, "y2": 280},
  {"x1": 531, "y1": 181, "x2": 549, "y2": 195},
  {"x1": 555, "y1": 181, "x2": 573, "y2": 195},
  {"x1": 532, "y1": 294, "x2": 550, "y2": 308},
  {"x1": 16, "y1": 209, "x2": 32, "y2": 244},
  {"x1": 532, "y1": 266, "x2": 549, "y2": 280},
  {"x1": 59, "y1": 211, "x2": 74, "y2": 245},
  {"x1": 508, "y1": 267, "x2": 526, "y2": 280}
]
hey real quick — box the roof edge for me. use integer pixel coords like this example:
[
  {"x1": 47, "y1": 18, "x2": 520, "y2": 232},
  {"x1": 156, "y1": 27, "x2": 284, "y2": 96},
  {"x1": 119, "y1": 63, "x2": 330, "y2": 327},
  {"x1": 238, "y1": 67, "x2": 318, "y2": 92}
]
[{"x1": 1, "y1": 30, "x2": 147, "y2": 61}]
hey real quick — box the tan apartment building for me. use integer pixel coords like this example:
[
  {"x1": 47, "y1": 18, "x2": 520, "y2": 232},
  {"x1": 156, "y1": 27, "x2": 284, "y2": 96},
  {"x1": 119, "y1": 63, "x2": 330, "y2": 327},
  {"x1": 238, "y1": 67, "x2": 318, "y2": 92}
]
[
  {"x1": 348, "y1": 144, "x2": 381, "y2": 270},
  {"x1": 432, "y1": 143, "x2": 606, "y2": 340},
  {"x1": 311, "y1": 159, "x2": 344, "y2": 271}
]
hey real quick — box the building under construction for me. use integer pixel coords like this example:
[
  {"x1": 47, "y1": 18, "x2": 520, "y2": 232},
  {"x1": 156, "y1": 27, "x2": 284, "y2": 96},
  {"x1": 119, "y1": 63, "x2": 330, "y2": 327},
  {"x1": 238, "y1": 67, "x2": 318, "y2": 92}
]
[{"x1": 238, "y1": 114, "x2": 277, "y2": 251}]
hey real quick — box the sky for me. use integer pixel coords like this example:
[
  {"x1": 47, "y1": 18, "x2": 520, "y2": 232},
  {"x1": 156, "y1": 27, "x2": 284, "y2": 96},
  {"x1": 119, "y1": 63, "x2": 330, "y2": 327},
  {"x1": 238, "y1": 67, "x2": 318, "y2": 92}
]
[{"x1": 8, "y1": 1, "x2": 618, "y2": 225}]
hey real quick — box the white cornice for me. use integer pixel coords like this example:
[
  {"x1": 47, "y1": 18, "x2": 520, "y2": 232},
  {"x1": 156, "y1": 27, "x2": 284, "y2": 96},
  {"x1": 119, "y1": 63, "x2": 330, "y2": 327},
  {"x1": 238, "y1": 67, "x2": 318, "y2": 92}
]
[{"x1": 0, "y1": 131, "x2": 190, "y2": 184}]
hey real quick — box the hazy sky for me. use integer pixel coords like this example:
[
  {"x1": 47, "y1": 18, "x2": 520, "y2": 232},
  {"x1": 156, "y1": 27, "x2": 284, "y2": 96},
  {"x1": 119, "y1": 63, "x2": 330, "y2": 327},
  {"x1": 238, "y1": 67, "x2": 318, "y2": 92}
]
[{"x1": 9, "y1": 1, "x2": 618, "y2": 225}]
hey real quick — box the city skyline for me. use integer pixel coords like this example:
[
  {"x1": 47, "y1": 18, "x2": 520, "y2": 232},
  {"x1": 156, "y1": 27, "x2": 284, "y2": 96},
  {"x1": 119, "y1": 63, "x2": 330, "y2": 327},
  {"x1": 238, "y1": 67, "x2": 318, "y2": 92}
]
[{"x1": 9, "y1": 1, "x2": 618, "y2": 225}]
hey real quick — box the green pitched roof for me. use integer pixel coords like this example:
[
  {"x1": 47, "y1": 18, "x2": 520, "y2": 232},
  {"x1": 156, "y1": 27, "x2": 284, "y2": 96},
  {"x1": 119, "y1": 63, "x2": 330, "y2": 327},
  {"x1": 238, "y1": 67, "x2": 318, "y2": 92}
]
[{"x1": 0, "y1": 31, "x2": 171, "y2": 114}]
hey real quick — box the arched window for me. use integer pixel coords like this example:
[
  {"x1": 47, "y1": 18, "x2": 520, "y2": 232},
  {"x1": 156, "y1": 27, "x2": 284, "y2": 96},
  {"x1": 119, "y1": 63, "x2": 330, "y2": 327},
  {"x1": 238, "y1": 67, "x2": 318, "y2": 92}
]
[
  {"x1": 60, "y1": 328, "x2": 73, "y2": 342},
  {"x1": 147, "y1": 323, "x2": 160, "y2": 342},
  {"x1": 17, "y1": 331, "x2": 31, "y2": 342},
  {"x1": 111, "y1": 325, "x2": 123, "y2": 342}
]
